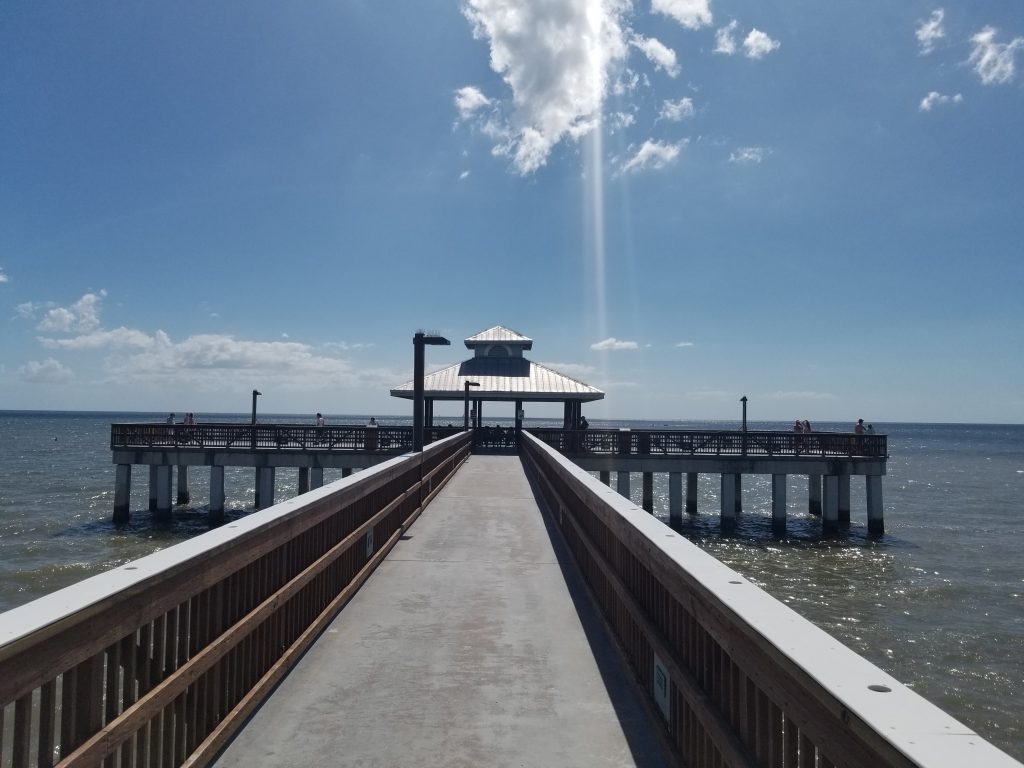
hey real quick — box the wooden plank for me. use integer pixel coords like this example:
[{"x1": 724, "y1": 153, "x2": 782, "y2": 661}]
[
  {"x1": 39, "y1": 680, "x2": 57, "y2": 768},
  {"x1": 12, "y1": 692, "x2": 32, "y2": 768}
]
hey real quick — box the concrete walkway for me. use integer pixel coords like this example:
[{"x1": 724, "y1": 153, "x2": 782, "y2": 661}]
[{"x1": 213, "y1": 455, "x2": 670, "y2": 768}]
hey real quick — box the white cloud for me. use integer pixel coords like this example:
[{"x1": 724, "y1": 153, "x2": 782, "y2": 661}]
[
  {"x1": 652, "y1": 0, "x2": 712, "y2": 31},
  {"x1": 968, "y1": 26, "x2": 1024, "y2": 85},
  {"x1": 454, "y1": 85, "x2": 492, "y2": 120},
  {"x1": 621, "y1": 139, "x2": 685, "y2": 173},
  {"x1": 590, "y1": 337, "x2": 639, "y2": 351},
  {"x1": 919, "y1": 91, "x2": 963, "y2": 111},
  {"x1": 916, "y1": 9, "x2": 946, "y2": 55},
  {"x1": 17, "y1": 358, "x2": 74, "y2": 384},
  {"x1": 743, "y1": 29, "x2": 781, "y2": 59},
  {"x1": 728, "y1": 146, "x2": 769, "y2": 164},
  {"x1": 714, "y1": 20, "x2": 738, "y2": 55},
  {"x1": 459, "y1": 170, "x2": 471, "y2": 179},
  {"x1": 632, "y1": 35, "x2": 680, "y2": 78},
  {"x1": 0, "y1": 267, "x2": 9, "y2": 284},
  {"x1": 610, "y1": 111, "x2": 636, "y2": 130},
  {"x1": 36, "y1": 291, "x2": 106, "y2": 333},
  {"x1": 324, "y1": 341, "x2": 375, "y2": 352},
  {"x1": 462, "y1": 0, "x2": 631, "y2": 174},
  {"x1": 40, "y1": 327, "x2": 155, "y2": 350},
  {"x1": 659, "y1": 97, "x2": 695, "y2": 121},
  {"x1": 675, "y1": 341, "x2": 695, "y2": 347}
]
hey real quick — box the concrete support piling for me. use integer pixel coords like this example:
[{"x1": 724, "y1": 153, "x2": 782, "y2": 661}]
[
  {"x1": 176, "y1": 465, "x2": 190, "y2": 505},
  {"x1": 155, "y1": 465, "x2": 172, "y2": 519},
  {"x1": 686, "y1": 473, "x2": 698, "y2": 515},
  {"x1": 642, "y1": 472, "x2": 654, "y2": 513},
  {"x1": 149, "y1": 465, "x2": 158, "y2": 512},
  {"x1": 808, "y1": 474, "x2": 822, "y2": 516},
  {"x1": 771, "y1": 474, "x2": 787, "y2": 536},
  {"x1": 617, "y1": 471, "x2": 630, "y2": 499},
  {"x1": 822, "y1": 475, "x2": 839, "y2": 534},
  {"x1": 734, "y1": 474, "x2": 743, "y2": 514},
  {"x1": 113, "y1": 464, "x2": 131, "y2": 525},
  {"x1": 342, "y1": 468, "x2": 352, "y2": 478},
  {"x1": 720, "y1": 474, "x2": 737, "y2": 530},
  {"x1": 867, "y1": 475, "x2": 884, "y2": 535},
  {"x1": 210, "y1": 466, "x2": 225, "y2": 524},
  {"x1": 669, "y1": 472, "x2": 682, "y2": 528},
  {"x1": 298, "y1": 467, "x2": 310, "y2": 495},
  {"x1": 838, "y1": 475, "x2": 851, "y2": 524},
  {"x1": 311, "y1": 468, "x2": 324, "y2": 489},
  {"x1": 599, "y1": 470, "x2": 610, "y2": 486},
  {"x1": 257, "y1": 467, "x2": 275, "y2": 510}
]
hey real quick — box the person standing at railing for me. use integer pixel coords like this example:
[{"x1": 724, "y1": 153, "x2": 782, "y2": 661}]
[{"x1": 316, "y1": 412, "x2": 325, "y2": 427}]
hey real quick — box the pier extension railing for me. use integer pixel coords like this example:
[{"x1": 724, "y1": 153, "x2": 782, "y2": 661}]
[
  {"x1": 529, "y1": 428, "x2": 887, "y2": 458},
  {"x1": 110, "y1": 423, "x2": 461, "y2": 452},
  {"x1": 520, "y1": 431, "x2": 1015, "y2": 768},
  {"x1": 0, "y1": 432, "x2": 470, "y2": 768}
]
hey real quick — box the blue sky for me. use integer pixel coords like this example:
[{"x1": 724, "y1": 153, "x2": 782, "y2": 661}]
[{"x1": 1, "y1": 1, "x2": 1022, "y2": 423}]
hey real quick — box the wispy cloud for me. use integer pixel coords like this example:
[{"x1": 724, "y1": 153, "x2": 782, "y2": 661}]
[
  {"x1": 675, "y1": 341, "x2": 695, "y2": 347},
  {"x1": 652, "y1": 0, "x2": 712, "y2": 31},
  {"x1": 919, "y1": 91, "x2": 963, "y2": 111},
  {"x1": 714, "y1": 20, "x2": 738, "y2": 55},
  {"x1": 659, "y1": 97, "x2": 695, "y2": 122},
  {"x1": 323, "y1": 341, "x2": 375, "y2": 352},
  {"x1": 968, "y1": 26, "x2": 1024, "y2": 85},
  {"x1": 743, "y1": 29, "x2": 781, "y2": 59},
  {"x1": 729, "y1": 146, "x2": 769, "y2": 164},
  {"x1": 17, "y1": 358, "x2": 74, "y2": 384},
  {"x1": 590, "y1": 337, "x2": 639, "y2": 351},
  {"x1": 461, "y1": 0, "x2": 630, "y2": 174},
  {"x1": 760, "y1": 390, "x2": 839, "y2": 401},
  {"x1": 0, "y1": 267, "x2": 9, "y2": 284},
  {"x1": 916, "y1": 9, "x2": 946, "y2": 55},
  {"x1": 40, "y1": 327, "x2": 155, "y2": 350},
  {"x1": 632, "y1": 35, "x2": 680, "y2": 77},
  {"x1": 454, "y1": 85, "x2": 492, "y2": 121},
  {"x1": 620, "y1": 139, "x2": 685, "y2": 174},
  {"x1": 36, "y1": 291, "x2": 107, "y2": 333}
]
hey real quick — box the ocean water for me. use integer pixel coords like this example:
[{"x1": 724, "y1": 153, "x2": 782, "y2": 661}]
[{"x1": 0, "y1": 411, "x2": 1021, "y2": 759}]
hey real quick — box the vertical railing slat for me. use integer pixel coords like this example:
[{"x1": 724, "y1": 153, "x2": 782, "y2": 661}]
[{"x1": 38, "y1": 680, "x2": 56, "y2": 768}]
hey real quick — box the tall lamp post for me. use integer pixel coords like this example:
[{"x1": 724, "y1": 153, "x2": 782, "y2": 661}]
[
  {"x1": 740, "y1": 395, "x2": 748, "y2": 456},
  {"x1": 413, "y1": 331, "x2": 450, "y2": 452},
  {"x1": 250, "y1": 389, "x2": 262, "y2": 449},
  {"x1": 463, "y1": 381, "x2": 480, "y2": 430}
]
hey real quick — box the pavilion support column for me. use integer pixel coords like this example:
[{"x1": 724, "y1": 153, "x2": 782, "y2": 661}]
[
  {"x1": 425, "y1": 398, "x2": 434, "y2": 428},
  {"x1": 642, "y1": 472, "x2": 654, "y2": 513},
  {"x1": 720, "y1": 474, "x2": 737, "y2": 531},
  {"x1": 515, "y1": 399, "x2": 523, "y2": 439},
  {"x1": 476, "y1": 400, "x2": 483, "y2": 429},
  {"x1": 669, "y1": 472, "x2": 682, "y2": 528},
  {"x1": 734, "y1": 473, "x2": 743, "y2": 515},
  {"x1": 155, "y1": 465, "x2": 172, "y2": 519},
  {"x1": 257, "y1": 467, "x2": 275, "y2": 510},
  {"x1": 867, "y1": 475, "x2": 884, "y2": 535},
  {"x1": 617, "y1": 471, "x2": 630, "y2": 500},
  {"x1": 599, "y1": 470, "x2": 610, "y2": 486},
  {"x1": 113, "y1": 464, "x2": 131, "y2": 525},
  {"x1": 298, "y1": 466, "x2": 310, "y2": 495},
  {"x1": 148, "y1": 465, "x2": 158, "y2": 512},
  {"x1": 686, "y1": 473, "x2": 699, "y2": 515},
  {"x1": 209, "y1": 466, "x2": 225, "y2": 525},
  {"x1": 563, "y1": 401, "x2": 572, "y2": 429},
  {"x1": 822, "y1": 475, "x2": 839, "y2": 534},
  {"x1": 311, "y1": 468, "x2": 324, "y2": 488},
  {"x1": 808, "y1": 474, "x2": 822, "y2": 516},
  {"x1": 771, "y1": 474, "x2": 787, "y2": 536},
  {"x1": 176, "y1": 464, "x2": 190, "y2": 505},
  {"x1": 838, "y1": 475, "x2": 851, "y2": 524}
]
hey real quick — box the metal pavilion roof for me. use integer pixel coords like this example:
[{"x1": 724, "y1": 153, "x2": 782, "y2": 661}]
[
  {"x1": 464, "y1": 326, "x2": 533, "y2": 348},
  {"x1": 390, "y1": 354, "x2": 604, "y2": 403}
]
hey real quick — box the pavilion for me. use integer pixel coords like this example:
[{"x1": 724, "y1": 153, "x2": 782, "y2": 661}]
[{"x1": 390, "y1": 326, "x2": 604, "y2": 430}]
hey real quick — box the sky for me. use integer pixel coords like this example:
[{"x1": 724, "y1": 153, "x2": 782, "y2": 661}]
[{"x1": 1, "y1": 1, "x2": 1022, "y2": 424}]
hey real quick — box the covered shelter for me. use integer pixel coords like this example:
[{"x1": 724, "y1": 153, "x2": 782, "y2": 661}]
[{"x1": 390, "y1": 326, "x2": 604, "y2": 431}]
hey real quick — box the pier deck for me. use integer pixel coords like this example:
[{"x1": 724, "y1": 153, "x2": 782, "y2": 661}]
[{"x1": 212, "y1": 454, "x2": 669, "y2": 767}]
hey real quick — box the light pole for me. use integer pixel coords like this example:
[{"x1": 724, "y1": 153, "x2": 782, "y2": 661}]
[
  {"x1": 740, "y1": 395, "x2": 748, "y2": 456},
  {"x1": 464, "y1": 381, "x2": 480, "y2": 430},
  {"x1": 251, "y1": 389, "x2": 262, "y2": 449},
  {"x1": 413, "y1": 331, "x2": 450, "y2": 452}
]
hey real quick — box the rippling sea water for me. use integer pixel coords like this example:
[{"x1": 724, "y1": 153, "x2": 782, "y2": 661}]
[{"x1": 1, "y1": 412, "x2": 1021, "y2": 758}]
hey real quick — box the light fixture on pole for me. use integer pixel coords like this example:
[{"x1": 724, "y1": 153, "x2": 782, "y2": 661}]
[
  {"x1": 413, "y1": 331, "x2": 450, "y2": 452},
  {"x1": 740, "y1": 395, "x2": 748, "y2": 456},
  {"x1": 464, "y1": 381, "x2": 480, "y2": 430},
  {"x1": 251, "y1": 389, "x2": 262, "y2": 449}
]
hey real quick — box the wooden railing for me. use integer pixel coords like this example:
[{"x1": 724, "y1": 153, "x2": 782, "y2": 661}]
[
  {"x1": 520, "y1": 432, "x2": 1015, "y2": 768},
  {"x1": 529, "y1": 428, "x2": 888, "y2": 459},
  {"x1": 110, "y1": 423, "x2": 461, "y2": 452},
  {"x1": 0, "y1": 432, "x2": 470, "y2": 768}
]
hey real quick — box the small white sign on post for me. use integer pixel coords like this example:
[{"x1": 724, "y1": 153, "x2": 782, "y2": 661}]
[
  {"x1": 365, "y1": 528, "x2": 375, "y2": 558},
  {"x1": 653, "y1": 654, "x2": 670, "y2": 722}
]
